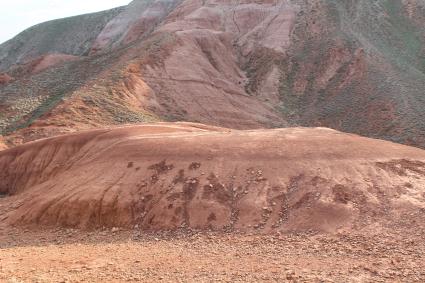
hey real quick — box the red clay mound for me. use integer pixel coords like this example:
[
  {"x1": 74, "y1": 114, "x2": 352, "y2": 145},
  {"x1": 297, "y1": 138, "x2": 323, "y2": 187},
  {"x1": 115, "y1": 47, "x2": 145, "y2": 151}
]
[{"x1": 1, "y1": 123, "x2": 425, "y2": 233}]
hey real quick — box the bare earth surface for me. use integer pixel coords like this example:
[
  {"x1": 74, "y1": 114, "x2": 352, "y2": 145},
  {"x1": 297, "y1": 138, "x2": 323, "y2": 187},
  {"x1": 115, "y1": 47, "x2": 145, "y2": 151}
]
[
  {"x1": 1, "y1": 1, "x2": 424, "y2": 281},
  {"x1": 0, "y1": 229, "x2": 424, "y2": 282},
  {"x1": 0, "y1": 123, "x2": 425, "y2": 282},
  {"x1": 1, "y1": 123, "x2": 425, "y2": 232}
]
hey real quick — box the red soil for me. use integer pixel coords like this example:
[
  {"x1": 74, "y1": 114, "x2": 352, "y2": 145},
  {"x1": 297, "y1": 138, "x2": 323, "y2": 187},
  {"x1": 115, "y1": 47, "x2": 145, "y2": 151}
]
[
  {"x1": 0, "y1": 136, "x2": 7, "y2": 150},
  {"x1": 1, "y1": 123, "x2": 424, "y2": 233},
  {"x1": 0, "y1": 73, "x2": 12, "y2": 85},
  {"x1": 15, "y1": 53, "x2": 80, "y2": 76}
]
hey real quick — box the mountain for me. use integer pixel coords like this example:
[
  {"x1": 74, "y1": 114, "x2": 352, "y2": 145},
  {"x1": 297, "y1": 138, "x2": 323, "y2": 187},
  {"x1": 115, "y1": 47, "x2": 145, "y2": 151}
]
[
  {"x1": 0, "y1": 0, "x2": 424, "y2": 148},
  {"x1": 1, "y1": 3, "x2": 425, "y2": 280}
]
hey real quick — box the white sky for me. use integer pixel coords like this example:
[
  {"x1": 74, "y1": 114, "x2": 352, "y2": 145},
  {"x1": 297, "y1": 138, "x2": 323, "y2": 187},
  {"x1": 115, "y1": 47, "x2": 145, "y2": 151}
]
[{"x1": 0, "y1": 0, "x2": 132, "y2": 44}]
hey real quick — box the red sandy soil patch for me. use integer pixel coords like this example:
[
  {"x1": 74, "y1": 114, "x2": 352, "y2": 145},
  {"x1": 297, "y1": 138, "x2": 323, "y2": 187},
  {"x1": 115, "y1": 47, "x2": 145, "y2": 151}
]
[
  {"x1": 0, "y1": 136, "x2": 7, "y2": 151},
  {"x1": 30, "y1": 54, "x2": 80, "y2": 74},
  {"x1": 1, "y1": 123, "x2": 424, "y2": 234},
  {"x1": 13, "y1": 54, "x2": 80, "y2": 76},
  {"x1": 0, "y1": 73, "x2": 12, "y2": 85}
]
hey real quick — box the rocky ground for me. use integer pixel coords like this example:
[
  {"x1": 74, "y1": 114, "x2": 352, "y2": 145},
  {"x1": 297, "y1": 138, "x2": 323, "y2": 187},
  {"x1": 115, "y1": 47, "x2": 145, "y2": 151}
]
[
  {"x1": 0, "y1": 228, "x2": 424, "y2": 283},
  {"x1": 1, "y1": 124, "x2": 425, "y2": 282}
]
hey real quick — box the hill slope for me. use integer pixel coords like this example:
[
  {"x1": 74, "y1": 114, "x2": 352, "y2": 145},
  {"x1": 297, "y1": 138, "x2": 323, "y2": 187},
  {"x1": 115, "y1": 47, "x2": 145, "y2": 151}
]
[
  {"x1": 1, "y1": 123, "x2": 424, "y2": 233},
  {"x1": 0, "y1": 0, "x2": 424, "y2": 148}
]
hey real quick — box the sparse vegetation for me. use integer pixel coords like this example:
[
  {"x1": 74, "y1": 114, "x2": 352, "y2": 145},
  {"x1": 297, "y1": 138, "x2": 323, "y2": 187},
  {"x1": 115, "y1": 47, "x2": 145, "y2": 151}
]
[
  {"x1": 273, "y1": 0, "x2": 425, "y2": 147},
  {"x1": 0, "y1": 0, "x2": 425, "y2": 149}
]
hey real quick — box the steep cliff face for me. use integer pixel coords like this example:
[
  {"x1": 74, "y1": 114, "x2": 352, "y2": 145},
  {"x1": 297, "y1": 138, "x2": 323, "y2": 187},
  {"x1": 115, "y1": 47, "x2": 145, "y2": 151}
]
[{"x1": 0, "y1": 0, "x2": 424, "y2": 148}]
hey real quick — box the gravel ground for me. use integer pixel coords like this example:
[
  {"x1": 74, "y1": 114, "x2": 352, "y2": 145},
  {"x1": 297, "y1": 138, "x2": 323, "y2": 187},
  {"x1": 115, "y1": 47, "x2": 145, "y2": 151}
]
[{"x1": 0, "y1": 228, "x2": 424, "y2": 283}]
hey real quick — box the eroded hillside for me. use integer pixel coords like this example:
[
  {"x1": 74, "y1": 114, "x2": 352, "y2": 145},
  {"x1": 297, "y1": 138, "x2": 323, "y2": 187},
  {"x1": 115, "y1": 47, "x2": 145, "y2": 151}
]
[
  {"x1": 0, "y1": 0, "x2": 424, "y2": 148},
  {"x1": 1, "y1": 123, "x2": 425, "y2": 233}
]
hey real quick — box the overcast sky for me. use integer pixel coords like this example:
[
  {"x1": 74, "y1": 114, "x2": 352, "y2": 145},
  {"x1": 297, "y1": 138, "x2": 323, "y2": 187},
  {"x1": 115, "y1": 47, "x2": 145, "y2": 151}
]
[{"x1": 0, "y1": 0, "x2": 131, "y2": 44}]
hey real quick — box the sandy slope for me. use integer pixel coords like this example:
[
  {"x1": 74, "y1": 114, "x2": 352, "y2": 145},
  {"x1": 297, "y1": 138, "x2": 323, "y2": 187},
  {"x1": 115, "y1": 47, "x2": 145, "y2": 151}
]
[{"x1": 1, "y1": 123, "x2": 424, "y2": 233}]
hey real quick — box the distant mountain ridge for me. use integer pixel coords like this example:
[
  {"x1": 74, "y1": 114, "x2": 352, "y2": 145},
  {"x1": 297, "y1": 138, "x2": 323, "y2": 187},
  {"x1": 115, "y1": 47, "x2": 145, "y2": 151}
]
[
  {"x1": 0, "y1": 0, "x2": 424, "y2": 149},
  {"x1": 0, "y1": 7, "x2": 124, "y2": 72}
]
